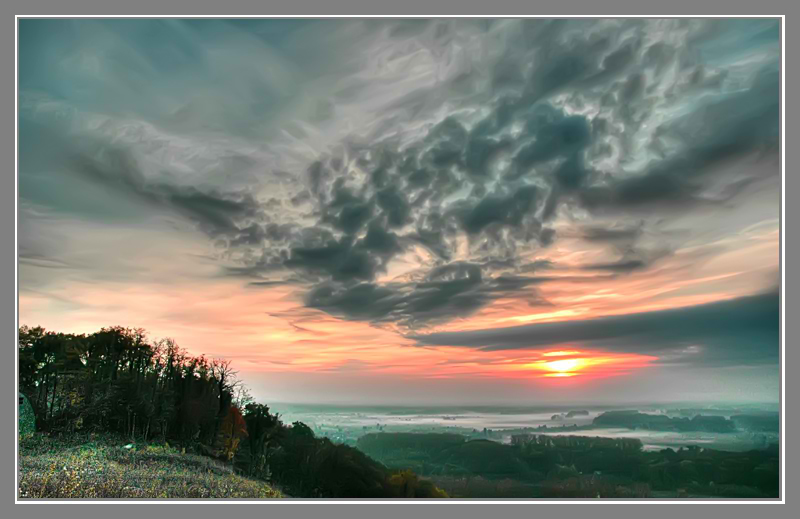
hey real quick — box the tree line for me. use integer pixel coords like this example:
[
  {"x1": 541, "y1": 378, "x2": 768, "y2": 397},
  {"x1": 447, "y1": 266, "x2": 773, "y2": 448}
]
[
  {"x1": 359, "y1": 431, "x2": 779, "y2": 498},
  {"x1": 18, "y1": 325, "x2": 447, "y2": 498}
]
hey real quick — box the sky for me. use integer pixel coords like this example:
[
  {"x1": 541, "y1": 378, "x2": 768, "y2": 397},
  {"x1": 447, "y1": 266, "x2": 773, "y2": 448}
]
[{"x1": 18, "y1": 18, "x2": 780, "y2": 406}]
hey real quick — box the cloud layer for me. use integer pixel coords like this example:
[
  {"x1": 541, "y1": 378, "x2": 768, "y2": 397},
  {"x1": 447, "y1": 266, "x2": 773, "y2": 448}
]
[
  {"x1": 18, "y1": 19, "x2": 780, "y2": 402},
  {"x1": 412, "y1": 290, "x2": 780, "y2": 368}
]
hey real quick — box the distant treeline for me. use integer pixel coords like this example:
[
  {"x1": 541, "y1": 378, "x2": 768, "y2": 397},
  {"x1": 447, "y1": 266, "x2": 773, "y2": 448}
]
[
  {"x1": 357, "y1": 432, "x2": 779, "y2": 498},
  {"x1": 730, "y1": 414, "x2": 780, "y2": 432},
  {"x1": 18, "y1": 325, "x2": 446, "y2": 498},
  {"x1": 511, "y1": 434, "x2": 643, "y2": 451},
  {"x1": 592, "y1": 410, "x2": 779, "y2": 433}
]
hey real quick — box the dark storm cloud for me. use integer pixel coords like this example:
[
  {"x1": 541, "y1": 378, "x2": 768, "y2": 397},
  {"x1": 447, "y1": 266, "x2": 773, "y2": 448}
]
[
  {"x1": 456, "y1": 185, "x2": 540, "y2": 234},
  {"x1": 579, "y1": 242, "x2": 671, "y2": 274},
  {"x1": 286, "y1": 238, "x2": 377, "y2": 282},
  {"x1": 306, "y1": 262, "x2": 548, "y2": 328},
  {"x1": 581, "y1": 225, "x2": 642, "y2": 244},
  {"x1": 578, "y1": 67, "x2": 779, "y2": 213},
  {"x1": 412, "y1": 291, "x2": 779, "y2": 367},
  {"x1": 285, "y1": 98, "x2": 588, "y2": 281},
  {"x1": 70, "y1": 146, "x2": 261, "y2": 240},
  {"x1": 224, "y1": 259, "x2": 288, "y2": 279},
  {"x1": 229, "y1": 224, "x2": 268, "y2": 247},
  {"x1": 280, "y1": 31, "x2": 777, "y2": 322},
  {"x1": 423, "y1": 117, "x2": 469, "y2": 168},
  {"x1": 511, "y1": 108, "x2": 592, "y2": 178},
  {"x1": 166, "y1": 189, "x2": 260, "y2": 237},
  {"x1": 463, "y1": 119, "x2": 513, "y2": 178},
  {"x1": 519, "y1": 259, "x2": 555, "y2": 273},
  {"x1": 523, "y1": 23, "x2": 640, "y2": 99},
  {"x1": 247, "y1": 280, "x2": 288, "y2": 287},
  {"x1": 19, "y1": 18, "x2": 780, "y2": 332},
  {"x1": 375, "y1": 186, "x2": 411, "y2": 228},
  {"x1": 581, "y1": 259, "x2": 647, "y2": 273},
  {"x1": 360, "y1": 223, "x2": 401, "y2": 255},
  {"x1": 317, "y1": 180, "x2": 375, "y2": 234}
]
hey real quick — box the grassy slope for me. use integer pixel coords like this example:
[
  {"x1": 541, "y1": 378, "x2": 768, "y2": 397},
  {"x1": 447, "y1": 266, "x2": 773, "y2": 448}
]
[{"x1": 19, "y1": 434, "x2": 283, "y2": 499}]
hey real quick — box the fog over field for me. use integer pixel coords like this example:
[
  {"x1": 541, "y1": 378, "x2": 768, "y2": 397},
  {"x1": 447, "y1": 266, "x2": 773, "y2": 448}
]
[{"x1": 271, "y1": 402, "x2": 779, "y2": 452}]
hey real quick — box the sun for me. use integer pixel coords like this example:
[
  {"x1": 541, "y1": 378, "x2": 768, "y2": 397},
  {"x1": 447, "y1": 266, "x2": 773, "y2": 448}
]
[
  {"x1": 542, "y1": 358, "x2": 585, "y2": 377},
  {"x1": 522, "y1": 355, "x2": 590, "y2": 377},
  {"x1": 516, "y1": 350, "x2": 658, "y2": 379},
  {"x1": 544, "y1": 358, "x2": 582, "y2": 372}
]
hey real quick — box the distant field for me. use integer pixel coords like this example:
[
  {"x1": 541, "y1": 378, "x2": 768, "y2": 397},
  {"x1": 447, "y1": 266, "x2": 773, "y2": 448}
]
[
  {"x1": 18, "y1": 434, "x2": 283, "y2": 499},
  {"x1": 271, "y1": 404, "x2": 779, "y2": 453},
  {"x1": 356, "y1": 431, "x2": 779, "y2": 499}
]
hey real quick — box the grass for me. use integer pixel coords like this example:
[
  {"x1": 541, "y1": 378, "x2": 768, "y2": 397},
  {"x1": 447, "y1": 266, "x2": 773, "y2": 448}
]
[{"x1": 18, "y1": 433, "x2": 283, "y2": 499}]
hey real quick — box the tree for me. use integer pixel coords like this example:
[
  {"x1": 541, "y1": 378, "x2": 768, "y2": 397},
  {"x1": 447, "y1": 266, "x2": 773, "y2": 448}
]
[
  {"x1": 17, "y1": 324, "x2": 448, "y2": 499},
  {"x1": 217, "y1": 405, "x2": 248, "y2": 461}
]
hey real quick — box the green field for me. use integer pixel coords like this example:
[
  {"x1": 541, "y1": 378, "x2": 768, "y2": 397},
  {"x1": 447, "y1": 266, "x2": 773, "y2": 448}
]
[{"x1": 19, "y1": 434, "x2": 283, "y2": 499}]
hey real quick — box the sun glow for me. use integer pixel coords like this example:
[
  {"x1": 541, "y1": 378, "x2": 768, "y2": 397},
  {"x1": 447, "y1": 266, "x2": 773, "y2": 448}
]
[
  {"x1": 540, "y1": 358, "x2": 588, "y2": 377},
  {"x1": 544, "y1": 358, "x2": 584, "y2": 372},
  {"x1": 518, "y1": 351, "x2": 657, "y2": 379}
]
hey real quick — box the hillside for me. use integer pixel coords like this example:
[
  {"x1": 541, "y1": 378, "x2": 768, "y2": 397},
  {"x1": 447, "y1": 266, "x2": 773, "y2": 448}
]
[
  {"x1": 17, "y1": 326, "x2": 448, "y2": 499},
  {"x1": 19, "y1": 434, "x2": 283, "y2": 499}
]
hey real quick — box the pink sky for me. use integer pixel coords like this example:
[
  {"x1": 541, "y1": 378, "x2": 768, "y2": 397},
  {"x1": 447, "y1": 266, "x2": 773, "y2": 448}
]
[{"x1": 18, "y1": 18, "x2": 781, "y2": 405}]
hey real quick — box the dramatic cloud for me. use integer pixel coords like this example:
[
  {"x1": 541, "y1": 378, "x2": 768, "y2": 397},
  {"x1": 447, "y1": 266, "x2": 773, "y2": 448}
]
[
  {"x1": 412, "y1": 291, "x2": 780, "y2": 368},
  {"x1": 306, "y1": 263, "x2": 548, "y2": 327},
  {"x1": 18, "y1": 19, "x2": 780, "y2": 403},
  {"x1": 211, "y1": 18, "x2": 778, "y2": 328}
]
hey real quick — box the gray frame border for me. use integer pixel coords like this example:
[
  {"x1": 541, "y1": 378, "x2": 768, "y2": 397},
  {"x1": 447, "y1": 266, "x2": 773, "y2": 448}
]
[{"x1": 3, "y1": 1, "x2": 794, "y2": 518}]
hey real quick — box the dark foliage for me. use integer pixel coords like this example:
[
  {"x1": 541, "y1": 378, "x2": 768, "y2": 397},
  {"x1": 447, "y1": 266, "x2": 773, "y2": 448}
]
[
  {"x1": 18, "y1": 325, "x2": 447, "y2": 499},
  {"x1": 358, "y1": 431, "x2": 779, "y2": 498},
  {"x1": 18, "y1": 325, "x2": 240, "y2": 448},
  {"x1": 592, "y1": 410, "x2": 737, "y2": 432}
]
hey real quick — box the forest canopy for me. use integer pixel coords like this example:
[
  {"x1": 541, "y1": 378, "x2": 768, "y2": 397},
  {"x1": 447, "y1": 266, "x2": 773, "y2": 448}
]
[{"x1": 17, "y1": 325, "x2": 447, "y2": 498}]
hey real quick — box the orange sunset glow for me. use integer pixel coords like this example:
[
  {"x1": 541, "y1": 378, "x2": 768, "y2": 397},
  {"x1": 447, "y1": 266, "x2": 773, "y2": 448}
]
[
  {"x1": 15, "y1": 18, "x2": 784, "y2": 506},
  {"x1": 18, "y1": 18, "x2": 780, "y2": 406},
  {"x1": 524, "y1": 353, "x2": 657, "y2": 378}
]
